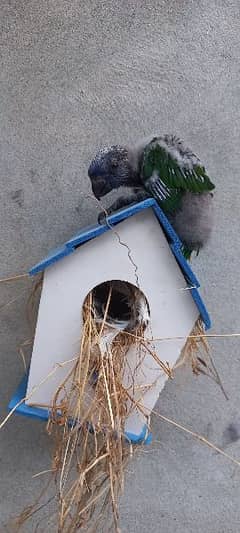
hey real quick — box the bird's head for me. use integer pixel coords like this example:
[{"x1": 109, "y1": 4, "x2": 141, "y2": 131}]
[{"x1": 88, "y1": 145, "x2": 134, "y2": 199}]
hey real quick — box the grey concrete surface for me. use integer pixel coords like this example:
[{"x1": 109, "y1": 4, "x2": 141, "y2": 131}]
[{"x1": 1, "y1": 0, "x2": 240, "y2": 531}]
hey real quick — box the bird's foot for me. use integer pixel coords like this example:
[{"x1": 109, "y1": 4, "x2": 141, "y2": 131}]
[{"x1": 98, "y1": 210, "x2": 109, "y2": 225}]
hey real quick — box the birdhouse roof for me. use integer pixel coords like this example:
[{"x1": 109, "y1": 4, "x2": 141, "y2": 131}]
[{"x1": 29, "y1": 198, "x2": 211, "y2": 329}]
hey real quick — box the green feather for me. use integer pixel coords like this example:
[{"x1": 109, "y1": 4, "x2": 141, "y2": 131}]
[
  {"x1": 140, "y1": 137, "x2": 215, "y2": 260},
  {"x1": 158, "y1": 190, "x2": 182, "y2": 213},
  {"x1": 141, "y1": 139, "x2": 215, "y2": 194}
]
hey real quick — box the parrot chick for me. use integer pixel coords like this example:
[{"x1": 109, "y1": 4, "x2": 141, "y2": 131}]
[{"x1": 88, "y1": 135, "x2": 215, "y2": 259}]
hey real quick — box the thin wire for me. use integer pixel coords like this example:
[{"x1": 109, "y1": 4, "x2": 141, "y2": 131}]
[{"x1": 84, "y1": 193, "x2": 140, "y2": 287}]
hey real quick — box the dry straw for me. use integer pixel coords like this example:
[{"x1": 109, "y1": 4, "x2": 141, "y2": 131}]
[
  {"x1": 12, "y1": 281, "x2": 221, "y2": 532},
  {"x1": 0, "y1": 269, "x2": 239, "y2": 532},
  {"x1": 44, "y1": 290, "x2": 150, "y2": 532}
]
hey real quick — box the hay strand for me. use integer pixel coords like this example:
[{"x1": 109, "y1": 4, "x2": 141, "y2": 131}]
[
  {"x1": 148, "y1": 407, "x2": 240, "y2": 468},
  {"x1": 0, "y1": 273, "x2": 29, "y2": 283}
]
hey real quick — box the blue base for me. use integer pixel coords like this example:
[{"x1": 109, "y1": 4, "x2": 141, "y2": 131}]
[{"x1": 8, "y1": 373, "x2": 152, "y2": 445}]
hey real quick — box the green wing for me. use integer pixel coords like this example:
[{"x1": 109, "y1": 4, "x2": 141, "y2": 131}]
[{"x1": 141, "y1": 136, "x2": 215, "y2": 213}]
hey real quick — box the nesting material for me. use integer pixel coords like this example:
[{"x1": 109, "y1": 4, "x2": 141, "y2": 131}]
[
  {"x1": 47, "y1": 292, "x2": 139, "y2": 531},
  {"x1": 176, "y1": 318, "x2": 227, "y2": 398},
  {"x1": 14, "y1": 280, "x2": 214, "y2": 533}
]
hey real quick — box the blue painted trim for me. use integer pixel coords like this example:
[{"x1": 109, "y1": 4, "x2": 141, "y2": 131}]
[
  {"x1": 170, "y1": 245, "x2": 200, "y2": 289},
  {"x1": 125, "y1": 426, "x2": 153, "y2": 445},
  {"x1": 29, "y1": 199, "x2": 156, "y2": 276},
  {"x1": 151, "y1": 203, "x2": 200, "y2": 288},
  {"x1": 29, "y1": 246, "x2": 72, "y2": 276},
  {"x1": 65, "y1": 198, "x2": 156, "y2": 250},
  {"x1": 190, "y1": 288, "x2": 211, "y2": 330},
  {"x1": 152, "y1": 202, "x2": 182, "y2": 249},
  {"x1": 29, "y1": 198, "x2": 211, "y2": 328},
  {"x1": 8, "y1": 374, "x2": 50, "y2": 421},
  {"x1": 8, "y1": 373, "x2": 152, "y2": 445}
]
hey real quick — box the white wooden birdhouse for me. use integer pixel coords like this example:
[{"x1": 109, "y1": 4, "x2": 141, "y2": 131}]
[{"x1": 9, "y1": 199, "x2": 211, "y2": 444}]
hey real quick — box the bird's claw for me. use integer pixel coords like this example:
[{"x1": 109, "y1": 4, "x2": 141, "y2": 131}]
[{"x1": 98, "y1": 211, "x2": 108, "y2": 225}]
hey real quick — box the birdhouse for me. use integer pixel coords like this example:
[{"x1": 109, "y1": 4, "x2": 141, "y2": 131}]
[{"x1": 9, "y1": 199, "x2": 210, "y2": 444}]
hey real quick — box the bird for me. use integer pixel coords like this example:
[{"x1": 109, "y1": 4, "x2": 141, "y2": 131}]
[{"x1": 88, "y1": 135, "x2": 215, "y2": 259}]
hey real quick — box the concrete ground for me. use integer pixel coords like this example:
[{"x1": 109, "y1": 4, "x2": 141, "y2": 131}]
[{"x1": 1, "y1": 1, "x2": 240, "y2": 531}]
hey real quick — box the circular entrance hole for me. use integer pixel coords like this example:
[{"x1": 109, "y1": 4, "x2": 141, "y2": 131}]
[{"x1": 84, "y1": 280, "x2": 150, "y2": 332}]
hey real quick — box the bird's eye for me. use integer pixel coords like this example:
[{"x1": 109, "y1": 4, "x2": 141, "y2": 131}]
[{"x1": 111, "y1": 159, "x2": 118, "y2": 168}]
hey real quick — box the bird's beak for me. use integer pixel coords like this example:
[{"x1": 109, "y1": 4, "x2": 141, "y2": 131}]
[
  {"x1": 90, "y1": 177, "x2": 112, "y2": 200},
  {"x1": 91, "y1": 181, "x2": 100, "y2": 200},
  {"x1": 91, "y1": 178, "x2": 106, "y2": 200}
]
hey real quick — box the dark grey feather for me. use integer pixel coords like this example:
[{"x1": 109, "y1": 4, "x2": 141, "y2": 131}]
[{"x1": 168, "y1": 192, "x2": 214, "y2": 251}]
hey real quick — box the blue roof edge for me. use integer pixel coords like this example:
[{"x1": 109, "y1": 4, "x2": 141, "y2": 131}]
[
  {"x1": 8, "y1": 373, "x2": 152, "y2": 445},
  {"x1": 29, "y1": 199, "x2": 157, "y2": 275},
  {"x1": 28, "y1": 198, "x2": 211, "y2": 329}
]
